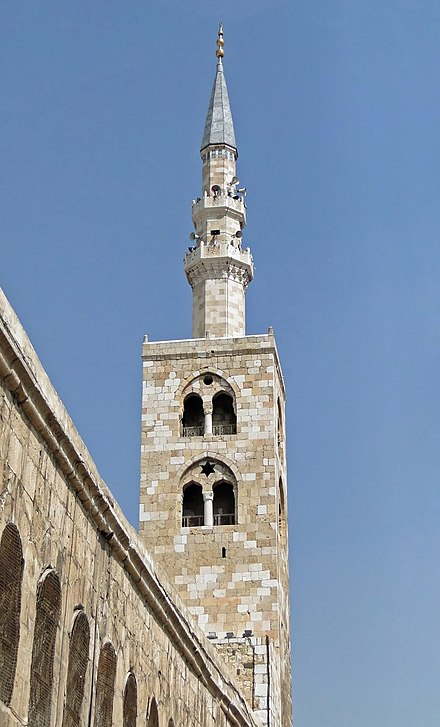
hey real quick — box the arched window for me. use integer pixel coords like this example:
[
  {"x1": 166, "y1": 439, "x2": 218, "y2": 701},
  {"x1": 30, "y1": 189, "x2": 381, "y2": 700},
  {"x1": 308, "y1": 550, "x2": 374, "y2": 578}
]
[
  {"x1": 182, "y1": 394, "x2": 204, "y2": 436},
  {"x1": 278, "y1": 478, "x2": 286, "y2": 537},
  {"x1": 182, "y1": 483, "x2": 204, "y2": 527},
  {"x1": 62, "y1": 610, "x2": 90, "y2": 727},
  {"x1": 213, "y1": 482, "x2": 235, "y2": 525},
  {"x1": 147, "y1": 697, "x2": 159, "y2": 727},
  {"x1": 168, "y1": 720, "x2": 175, "y2": 727},
  {"x1": 28, "y1": 569, "x2": 62, "y2": 727},
  {"x1": 0, "y1": 522, "x2": 24, "y2": 706},
  {"x1": 123, "y1": 672, "x2": 137, "y2": 727},
  {"x1": 277, "y1": 398, "x2": 284, "y2": 456},
  {"x1": 212, "y1": 393, "x2": 236, "y2": 435},
  {"x1": 93, "y1": 642, "x2": 117, "y2": 727}
]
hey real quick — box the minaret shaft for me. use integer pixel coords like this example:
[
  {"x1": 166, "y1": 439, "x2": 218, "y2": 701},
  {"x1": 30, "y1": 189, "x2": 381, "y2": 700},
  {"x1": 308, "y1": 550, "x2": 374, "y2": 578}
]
[{"x1": 184, "y1": 46, "x2": 253, "y2": 339}]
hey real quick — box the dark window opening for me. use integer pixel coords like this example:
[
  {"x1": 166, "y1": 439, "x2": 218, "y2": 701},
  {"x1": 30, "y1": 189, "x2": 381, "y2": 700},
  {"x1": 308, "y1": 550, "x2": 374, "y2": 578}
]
[
  {"x1": 221, "y1": 547, "x2": 227, "y2": 558},
  {"x1": 182, "y1": 394, "x2": 204, "y2": 437},
  {"x1": 182, "y1": 483, "x2": 204, "y2": 527},
  {"x1": 212, "y1": 393, "x2": 236, "y2": 435},
  {"x1": 213, "y1": 482, "x2": 235, "y2": 525},
  {"x1": 203, "y1": 375, "x2": 213, "y2": 385}
]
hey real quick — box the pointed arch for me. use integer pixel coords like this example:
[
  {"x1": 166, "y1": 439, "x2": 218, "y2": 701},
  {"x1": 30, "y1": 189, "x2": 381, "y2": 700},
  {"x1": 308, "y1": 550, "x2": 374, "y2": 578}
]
[
  {"x1": 182, "y1": 482, "x2": 204, "y2": 527},
  {"x1": 28, "y1": 568, "x2": 62, "y2": 727},
  {"x1": 123, "y1": 672, "x2": 138, "y2": 727},
  {"x1": 212, "y1": 392, "x2": 236, "y2": 435},
  {"x1": 62, "y1": 610, "x2": 90, "y2": 727},
  {"x1": 0, "y1": 522, "x2": 24, "y2": 705},
  {"x1": 93, "y1": 641, "x2": 117, "y2": 727},
  {"x1": 278, "y1": 477, "x2": 286, "y2": 537},
  {"x1": 213, "y1": 481, "x2": 235, "y2": 525},
  {"x1": 182, "y1": 393, "x2": 204, "y2": 436},
  {"x1": 147, "y1": 696, "x2": 159, "y2": 727}
]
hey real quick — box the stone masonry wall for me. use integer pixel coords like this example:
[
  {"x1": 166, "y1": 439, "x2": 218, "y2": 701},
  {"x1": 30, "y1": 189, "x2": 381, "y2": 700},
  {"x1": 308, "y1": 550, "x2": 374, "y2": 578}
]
[
  {"x1": 0, "y1": 289, "x2": 260, "y2": 727},
  {"x1": 139, "y1": 334, "x2": 292, "y2": 726}
]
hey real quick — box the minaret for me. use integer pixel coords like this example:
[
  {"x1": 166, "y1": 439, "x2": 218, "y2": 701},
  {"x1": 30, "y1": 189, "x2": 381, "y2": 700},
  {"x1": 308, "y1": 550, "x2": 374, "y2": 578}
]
[
  {"x1": 140, "y1": 25, "x2": 292, "y2": 727},
  {"x1": 185, "y1": 24, "x2": 253, "y2": 339}
]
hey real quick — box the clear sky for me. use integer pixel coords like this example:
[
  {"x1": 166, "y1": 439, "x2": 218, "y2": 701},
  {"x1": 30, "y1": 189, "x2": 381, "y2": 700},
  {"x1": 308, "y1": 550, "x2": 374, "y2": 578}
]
[{"x1": 1, "y1": 2, "x2": 440, "y2": 725}]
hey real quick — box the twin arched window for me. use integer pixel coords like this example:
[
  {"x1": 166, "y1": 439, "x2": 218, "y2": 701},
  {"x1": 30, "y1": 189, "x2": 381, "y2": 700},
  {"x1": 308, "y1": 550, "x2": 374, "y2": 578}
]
[
  {"x1": 182, "y1": 481, "x2": 235, "y2": 527},
  {"x1": 181, "y1": 374, "x2": 237, "y2": 437}
]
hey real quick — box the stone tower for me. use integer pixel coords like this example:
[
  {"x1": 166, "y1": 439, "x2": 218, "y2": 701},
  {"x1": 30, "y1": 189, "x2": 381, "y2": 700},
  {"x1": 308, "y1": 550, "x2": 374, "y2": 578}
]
[{"x1": 140, "y1": 25, "x2": 292, "y2": 727}]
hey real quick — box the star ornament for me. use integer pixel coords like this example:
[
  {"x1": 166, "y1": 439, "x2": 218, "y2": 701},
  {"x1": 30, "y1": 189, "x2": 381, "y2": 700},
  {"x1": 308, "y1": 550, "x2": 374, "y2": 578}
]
[{"x1": 201, "y1": 461, "x2": 216, "y2": 476}]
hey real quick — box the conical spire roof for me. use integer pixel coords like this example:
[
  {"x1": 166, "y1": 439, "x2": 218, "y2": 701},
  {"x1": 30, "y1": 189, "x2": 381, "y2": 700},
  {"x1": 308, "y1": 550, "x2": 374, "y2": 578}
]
[{"x1": 201, "y1": 26, "x2": 236, "y2": 152}]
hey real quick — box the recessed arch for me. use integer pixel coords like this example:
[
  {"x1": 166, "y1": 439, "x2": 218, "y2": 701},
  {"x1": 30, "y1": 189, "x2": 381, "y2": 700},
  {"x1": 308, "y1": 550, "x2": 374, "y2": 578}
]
[
  {"x1": 62, "y1": 610, "x2": 90, "y2": 727},
  {"x1": 0, "y1": 522, "x2": 24, "y2": 706},
  {"x1": 123, "y1": 671, "x2": 137, "y2": 727},
  {"x1": 147, "y1": 696, "x2": 159, "y2": 727},
  {"x1": 93, "y1": 641, "x2": 117, "y2": 727},
  {"x1": 28, "y1": 568, "x2": 62, "y2": 727},
  {"x1": 177, "y1": 367, "x2": 240, "y2": 404}
]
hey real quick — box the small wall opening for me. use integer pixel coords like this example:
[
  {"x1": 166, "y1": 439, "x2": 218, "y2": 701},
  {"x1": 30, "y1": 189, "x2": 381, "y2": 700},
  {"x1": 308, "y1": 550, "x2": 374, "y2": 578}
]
[
  {"x1": 221, "y1": 547, "x2": 227, "y2": 558},
  {"x1": 182, "y1": 483, "x2": 204, "y2": 527},
  {"x1": 212, "y1": 393, "x2": 236, "y2": 435},
  {"x1": 182, "y1": 394, "x2": 204, "y2": 437},
  {"x1": 213, "y1": 482, "x2": 235, "y2": 525}
]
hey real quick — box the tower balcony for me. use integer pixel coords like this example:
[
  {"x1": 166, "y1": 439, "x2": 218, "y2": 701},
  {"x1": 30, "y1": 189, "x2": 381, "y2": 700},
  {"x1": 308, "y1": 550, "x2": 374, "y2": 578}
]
[
  {"x1": 184, "y1": 240, "x2": 254, "y2": 288},
  {"x1": 192, "y1": 192, "x2": 246, "y2": 227}
]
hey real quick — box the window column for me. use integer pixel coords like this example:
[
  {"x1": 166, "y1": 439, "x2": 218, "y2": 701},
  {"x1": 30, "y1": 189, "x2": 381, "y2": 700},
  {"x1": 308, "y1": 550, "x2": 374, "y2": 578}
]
[{"x1": 203, "y1": 491, "x2": 214, "y2": 527}]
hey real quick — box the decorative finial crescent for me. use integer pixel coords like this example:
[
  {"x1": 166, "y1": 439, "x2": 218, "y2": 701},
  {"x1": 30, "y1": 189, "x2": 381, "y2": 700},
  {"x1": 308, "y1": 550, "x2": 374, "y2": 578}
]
[{"x1": 216, "y1": 21, "x2": 224, "y2": 59}]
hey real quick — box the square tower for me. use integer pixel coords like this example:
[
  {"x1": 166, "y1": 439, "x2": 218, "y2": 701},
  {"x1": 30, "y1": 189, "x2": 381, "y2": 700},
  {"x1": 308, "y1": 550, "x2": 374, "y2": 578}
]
[{"x1": 139, "y1": 25, "x2": 292, "y2": 727}]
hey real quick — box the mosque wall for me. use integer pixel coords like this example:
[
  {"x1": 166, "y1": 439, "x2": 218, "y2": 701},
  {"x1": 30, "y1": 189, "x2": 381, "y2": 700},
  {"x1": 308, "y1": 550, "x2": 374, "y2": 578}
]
[{"x1": 0, "y1": 289, "x2": 261, "y2": 727}]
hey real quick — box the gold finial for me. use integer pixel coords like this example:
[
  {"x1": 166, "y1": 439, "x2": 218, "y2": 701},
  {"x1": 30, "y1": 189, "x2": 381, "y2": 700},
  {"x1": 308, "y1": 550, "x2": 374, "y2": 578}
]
[{"x1": 216, "y1": 21, "x2": 224, "y2": 59}]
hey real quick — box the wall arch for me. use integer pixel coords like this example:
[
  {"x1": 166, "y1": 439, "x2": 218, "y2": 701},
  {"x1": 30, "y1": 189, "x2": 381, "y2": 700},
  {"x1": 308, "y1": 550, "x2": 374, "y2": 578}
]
[
  {"x1": 0, "y1": 522, "x2": 24, "y2": 706},
  {"x1": 147, "y1": 696, "x2": 159, "y2": 727},
  {"x1": 62, "y1": 609, "x2": 90, "y2": 727},
  {"x1": 28, "y1": 568, "x2": 62, "y2": 727},
  {"x1": 123, "y1": 671, "x2": 137, "y2": 727},
  {"x1": 93, "y1": 641, "x2": 117, "y2": 727}
]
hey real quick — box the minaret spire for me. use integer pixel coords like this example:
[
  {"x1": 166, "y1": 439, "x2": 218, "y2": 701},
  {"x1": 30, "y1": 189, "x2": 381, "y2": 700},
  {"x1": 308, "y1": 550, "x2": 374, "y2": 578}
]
[{"x1": 184, "y1": 24, "x2": 253, "y2": 339}]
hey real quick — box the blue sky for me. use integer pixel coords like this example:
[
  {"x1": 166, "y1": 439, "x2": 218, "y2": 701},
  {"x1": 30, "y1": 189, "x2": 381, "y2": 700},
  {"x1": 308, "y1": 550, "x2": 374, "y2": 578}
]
[{"x1": 2, "y1": 2, "x2": 440, "y2": 725}]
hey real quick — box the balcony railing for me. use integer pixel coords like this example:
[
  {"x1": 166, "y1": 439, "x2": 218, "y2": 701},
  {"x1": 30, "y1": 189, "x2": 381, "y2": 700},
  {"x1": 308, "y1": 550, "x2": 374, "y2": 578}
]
[
  {"x1": 214, "y1": 513, "x2": 235, "y2": 526},
  {"x1": 182, "y1": 515, "x2": 204, "y2": 527},
  {"x1": 182, "y1": 425, "x2": 204, "y2": 437},
  {"x1": 212, "y1": 424, "x2": 236, "y2": 436}
]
